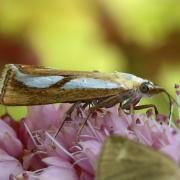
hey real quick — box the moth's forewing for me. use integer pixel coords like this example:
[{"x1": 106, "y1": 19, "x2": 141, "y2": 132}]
[
  {"x1": 96, "y1": 136, "x2": 180, "y2": 180},
  {"x1": 0, "y1": 64, "x2": 129, "y2": 105}
]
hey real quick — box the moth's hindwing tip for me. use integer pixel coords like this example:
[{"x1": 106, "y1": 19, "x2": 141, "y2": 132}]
[{"x1": 0, "y1": 64, "x2": 11, "y2": 97}]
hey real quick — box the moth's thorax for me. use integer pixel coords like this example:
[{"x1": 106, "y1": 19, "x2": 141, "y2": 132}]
[{"x1": 114, "y1": 72, "x2": 145, "y2": 89}]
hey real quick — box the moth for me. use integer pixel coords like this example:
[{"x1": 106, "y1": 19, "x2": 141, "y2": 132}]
[
  {"x1": 0, "y1": 64, "x2": 172, "y2": 110},
  {"x1": 0, "y1": 64, "x2": 176, "y2": 138},
  {"x1": 96, "y1": 136, "x2": 180, "y2": 180}
]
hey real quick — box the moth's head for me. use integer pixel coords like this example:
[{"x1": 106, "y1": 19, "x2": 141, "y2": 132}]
[
  {"x1": 139, "y1": 81, "x2": 164, "y2": 97},
  {"x1": 139, "y1": 81, "x2": 172, "y2": 101},
  {"x1": 139, "y1": 81, "x2": 180, "y2": 119}
]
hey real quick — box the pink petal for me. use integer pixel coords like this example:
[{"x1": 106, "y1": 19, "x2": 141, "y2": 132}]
[
  {"x1": 80, "y1": 140, "x2": 101, "y2": 166},
  {"x1": 133, "y1": 122, "x2": 153, "y2": 146},
  {"x1": 23, "y1": 150, "x2": 47, "y2": 170},
  {"x1": 80, "y1": 171, "x2": 94, "y2": 180},
  {"x1": 0, "y1": 149, "x2": 23, "y2": 179},
  {"x1": 161, "y1": 143, "x2": 180, "y2": 163},
  {"x1": 1, "y1": 133, "x2": 23, "y2": 157},
  {"x1": 103, "y1": 111, "x2": 129, "y2": 135},
  {"x1": 75, "y1": 140, "x2": 101, "y2": 174},
  {"x1": 27, "y1": 105, "x2": 60, "y2": 130},
  {"x1": 0, "y1": 120, "x2": 23, "y2": 157},
  {"x1": 39, "y1": 166, "x2": 78, "y2": 180},
  {"x1": 0, "y1": 119, "x2": 17, "y2": 137},
  {"x1": 42, "y1": 156, "x2": 71, "y2": 168}
]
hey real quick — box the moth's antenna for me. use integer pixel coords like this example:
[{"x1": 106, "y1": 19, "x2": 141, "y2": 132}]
[{"x1": 161, "y1": 89, "x2": 180, "y2": 120}]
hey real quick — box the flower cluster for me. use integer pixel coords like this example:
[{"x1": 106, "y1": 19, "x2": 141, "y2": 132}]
[{"x1": 0, "y1": 86, "x2": 180, "y2": 179}]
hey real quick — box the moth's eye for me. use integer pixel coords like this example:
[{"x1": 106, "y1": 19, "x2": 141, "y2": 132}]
[{"x1": 140, "y1": 82, "x2": 150, "y2": 93}]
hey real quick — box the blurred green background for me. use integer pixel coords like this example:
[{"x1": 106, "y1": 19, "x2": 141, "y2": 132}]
[{"x1": 0, "y1": 0, "x2": 180, "y2": 119}]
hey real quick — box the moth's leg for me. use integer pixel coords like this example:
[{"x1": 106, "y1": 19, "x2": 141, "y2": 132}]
[
  {"x1": 130, "y1": 104, "x2": 159, "y2": 117},
  {"x1": 54, "y1": 102, "x2": 81, "y2": 138},
  {"x1": 76, "y1": 112, "x2": 92, "y2": 142},
  {"x1": 119, "y1": 96, "x2": 139, "y2": 115},
  {"x1": 82, "y1": 102, "x2": 91, "y2": 110},
  {"x1": 130, "y1": 104, "x2": 135, "y2": 120},
  {"x1": 76, "y1": 95, "x2": 121, "y2": 142},
  {"x1": 90, "y1": 95, "x2": 123, "y2": 111},
  {"x1": 76, "y1": 93, "x2": 135, "y2": 142}
]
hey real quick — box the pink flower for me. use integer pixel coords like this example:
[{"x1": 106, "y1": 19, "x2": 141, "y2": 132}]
[
  {"x1": 0, "y1": 149, "x2": 23, "y2": 179},
  {"x1": 40, "y1": 157, "x2": 79, "y2": 180},
  {"x1": 0, "y1": 116, "x2": 23, "y2": 157},
  {"x1": 0, "y1": 86, "x2": 180, "y2": 179}
]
